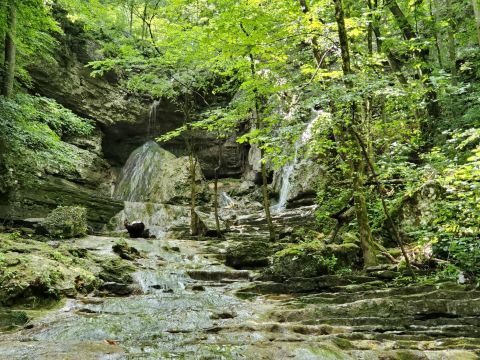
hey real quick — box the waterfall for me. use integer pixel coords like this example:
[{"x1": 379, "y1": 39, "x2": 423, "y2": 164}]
[
  {"x1": 114, "y1": 141, "x2": 175, "y2": 202},
  {"x1": 219, "y1": 192, "x2": 235, "y2": 208},
  {"x1": 148, "y1": 99, "x2": 161, "y2": 137},
  {"x1": 272, "y1": 110, "x2": 322, "y2": 212}
]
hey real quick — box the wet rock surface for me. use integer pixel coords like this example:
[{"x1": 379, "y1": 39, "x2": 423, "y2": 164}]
[{"x1": 0, "y1": 236, "x2": 478, "y2": 359}]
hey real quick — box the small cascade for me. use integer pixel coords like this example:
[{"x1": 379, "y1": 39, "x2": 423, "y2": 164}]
[
  {"x1": 219, "y1": 191, "x2": 235, "y2": 208},
  {"x1": 272, "y1": 149, "x2": 298, "y2": 213},
  {"x1": 272, "y1": 109, "x2": 322, "y2": 212},
  {"x1": 147, "y1": 99, "x2": 161, "y2": 138}
]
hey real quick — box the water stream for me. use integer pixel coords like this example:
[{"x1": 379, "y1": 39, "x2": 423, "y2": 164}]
[{"x1": 0, "y1": 236, "x2": 329, "y2": 359}]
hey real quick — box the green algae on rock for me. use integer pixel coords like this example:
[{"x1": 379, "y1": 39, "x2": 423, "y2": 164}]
[
  {"x1": 270, "y1": 241, "x2": 362, "y2": 280},
  {"x1": 42, "y1": 206, "x2": 88, "y2": 239}
]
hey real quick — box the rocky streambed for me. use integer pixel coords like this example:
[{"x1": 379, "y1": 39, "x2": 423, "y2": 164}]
[{"x1": 0, "y1": 235, "x2": 479, "y2": 359}]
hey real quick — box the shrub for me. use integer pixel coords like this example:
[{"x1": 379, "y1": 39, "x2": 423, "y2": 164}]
[
  {"x1": 43, "y1": 206, "x2": 88, "y2": 239},
  {"x1": 0, "y1": 94, "x2": 94, "y2": 191}
]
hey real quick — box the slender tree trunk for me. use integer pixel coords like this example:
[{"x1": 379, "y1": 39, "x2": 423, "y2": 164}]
[
  {"x1": 445, "y1": 0, "x2": 458, "y2": 83},
  {"x1": 352, "y1": 130, "x2": 416, "y2": 278},
  {"x1": 141, "y1": 3, "x2": 147, "y2": 42},
  {"x1": 431, "y1": 0, "x2": 444, "y2": 68},
  {"x1": 184, "y1": 110, "x2": 199, "y2": 236},
  {"x1": 213, "y1": 143, "x2": 222, "y2": 238},
  {"x1": 189, "y1": 146, "x2": 199, "y2": 236},
  {"x1": 472, "y1": 0, "x2": 480, "y2": 46},
  {"x1": 2, "y1": 0, "x2": 16, "y2": 98},
  {"x1": 367, "y1": 0, "x2": 374, "y2": 55},
  {"x1": 333, "y1": 0, "x2": 378, "y2": 268},
  {"x1": 241, "y1": 23, "x2": 276, "y2": 241},
  {"x1": 299, "y1": 0, "x2": 322, "y2": 65},
  {"x1": 129, "y1": 3, "x2": 134, "y2": 35},
  {"x1": 352, "y1": 167, "x2": 378, "y2": 267}
]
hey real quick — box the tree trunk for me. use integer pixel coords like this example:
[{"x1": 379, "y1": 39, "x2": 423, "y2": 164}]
[
  {"x1": 385, "y1": 0, "x2": 441, "y2": 140},
  {"x1": 129, "y1": 3, "x2": 134, "y2": 35},
  {"x1": 213, "y1": 143, "x2": 222, "y2": 238},
  {"x1": 333, "y1": 0, "x2": 378, "y2": 267},
  {"x1": 446, "y1": 0, "x2": 458, "y2": 82},
  {"x1": 431, "y1": 0, "x2": 444, "y2": 68},
  {"x1": 367, "y1": 0, "x2": 374, "y2": 55},
  {"x1": 352, "y1": 130, "x2": 416, "y2": 278},
  {"x1": 141, "y1": 3, "x2": 147, "y2": 42},
  {"x1": 472, "y1": 0, "x2": 480, "y2": 46},
  {"x1": 260, "y1": 158, "x2": 275, "y2": 241},
  {"x1": 2, "y1": 0, "x2": 16, "y2": 98},
  {"x1": 299, "y1": 0, "x2": 323, "y2": 65},
  {"x1": 385, "y1": 0, "x2": 417, "y2": 40},
  {"x1": 241, "y1": 23, "x2": 276, "y2": 241},
  {"x1": 352, "y1": 167, "x2": 378, "y2": 268},
  {"x1": 189, "y1": 148, "x2": 199, "y2": 236}
]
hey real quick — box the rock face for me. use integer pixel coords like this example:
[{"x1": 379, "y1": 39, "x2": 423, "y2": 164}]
[
  {"x1": 0, "y1": 129, "x2": 122, "y2": 231},
  {"x1": 114, "y1": 141, "x2": 206, "y2": 205},
  {"x1": 29, "y1": 9, "x2": 148, "y2": 126},
  {"x1": 28, "y1": 11, "x2": 247, "y2": 179}
]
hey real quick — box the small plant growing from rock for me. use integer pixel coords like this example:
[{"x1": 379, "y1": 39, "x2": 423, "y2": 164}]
[{"x1": 43, "y1": 206, "x2": 88, "y2": 239}]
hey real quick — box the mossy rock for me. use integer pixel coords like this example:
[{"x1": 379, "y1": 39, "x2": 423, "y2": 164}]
[
  {"x1": 98, "y1": 258, "x2": 135, "y2": 284},
  {"x1": 226, "y1": 241, "x2": 273, "y2": 269},
  {"x1": 0, "y1": 235, "x2": 102, "y2": 306},
  {"x1": 97, "y1": 257, "x2": 137, "y2": 295},
  {"x1": 42, "y1": 206, "x2": 88, "y2": 239},
  {"x1": 270, "y1": 241, "x2": 361, "y2": 280},
  {"x1": 112, "y1": 239, "x2": 141, "y2": 261},
  {"x1": 0, "y1": 310, "x2": 29, "y2": 331}
]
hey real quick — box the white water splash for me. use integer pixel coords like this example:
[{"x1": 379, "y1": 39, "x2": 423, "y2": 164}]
[{"x1": 219, "y1": 192, "x2": 235, "y2": 208}]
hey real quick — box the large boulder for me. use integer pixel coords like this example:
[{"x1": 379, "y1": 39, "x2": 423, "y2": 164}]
[
  {"x1": 226, "y1": 241, "x2": 273, "y2": 269},
  {"x1": 270, "y1": 241, "x2": 361, "y2": 280},
  {"x1": 114, "y1": 142, "x2": 206, "y2": 205},
  {"x1": 42, "y1": 206, "x2": 88, "y2": 239}
]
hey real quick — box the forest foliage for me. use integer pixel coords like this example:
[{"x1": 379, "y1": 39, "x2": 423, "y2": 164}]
[{"x1": 0, "y1": 0, "x2": 478, "y2": 279}]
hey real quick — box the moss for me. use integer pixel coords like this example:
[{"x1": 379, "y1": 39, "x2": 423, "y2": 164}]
[
  {"x1": 112, "y1": 239, "x2": 141, "y2": 261},
  {"x1": 97, "y1": 258, "x2": 135, "y2": 284},
  {"x1": 225, "y1": 241, "x2": 273, "y2": 269},
  {"x1": 270, "y1": 241, "x2": 361, "y2": 279},
  {"x1": 388, "y1": 248, "x2": 403, "y2": 257},
  {"x1": 0, "y1": 233, "x2": 103, "y2": 307},
  {"x1": 0, "y1": 310, "x2": 29, "y2": 331},
  {"x1": 42, "y1": 206, "x2": 88, "y2": 239}
]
